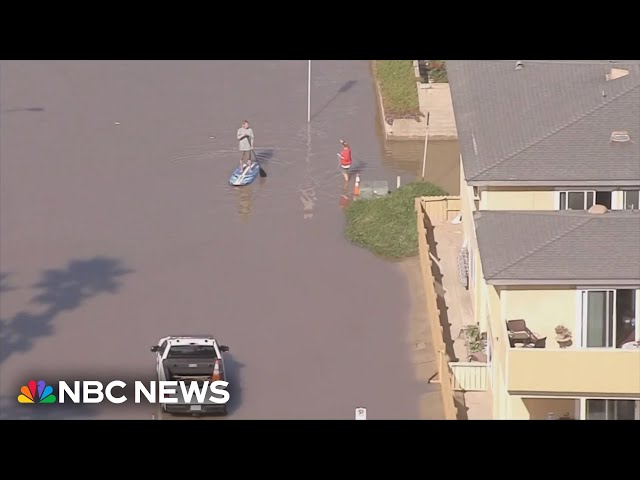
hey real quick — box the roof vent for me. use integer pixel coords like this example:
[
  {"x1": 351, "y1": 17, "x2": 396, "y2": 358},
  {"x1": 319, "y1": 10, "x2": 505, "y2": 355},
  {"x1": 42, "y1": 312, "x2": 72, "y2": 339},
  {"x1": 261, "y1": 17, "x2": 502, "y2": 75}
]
[
  {"x1": 515, "y1": 61, "x2": 523, "y2": 71},
  {"x1": 606, "y1": 67, "x2": 629, "y2": 81},
  {"x1": 588, "y1": 204, "x2": 608, "y2": 214},
  {"x1": 610, "y1": 130, "x2": 631, "y2": 143}
]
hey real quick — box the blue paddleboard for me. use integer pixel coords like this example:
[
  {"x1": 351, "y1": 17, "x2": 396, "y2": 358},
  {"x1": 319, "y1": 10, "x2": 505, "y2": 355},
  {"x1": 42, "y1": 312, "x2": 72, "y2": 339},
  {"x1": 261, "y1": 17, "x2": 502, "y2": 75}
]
[{"x1": 229, "y1": 163, "x2": 260, "y2": 186}]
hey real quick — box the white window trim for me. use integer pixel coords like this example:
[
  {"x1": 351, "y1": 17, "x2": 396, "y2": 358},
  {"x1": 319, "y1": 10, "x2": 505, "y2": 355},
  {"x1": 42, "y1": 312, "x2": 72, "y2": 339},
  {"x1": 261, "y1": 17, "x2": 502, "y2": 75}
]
[
  {"x1": 557, "y1": 190, "x2": 597, "y2": 210},
  {"x1": 623, "y1": 189, "x2": 640, "y2": 210},
  {"x1": 611, "y1": 190, "x2": 624, "y2": 210}
]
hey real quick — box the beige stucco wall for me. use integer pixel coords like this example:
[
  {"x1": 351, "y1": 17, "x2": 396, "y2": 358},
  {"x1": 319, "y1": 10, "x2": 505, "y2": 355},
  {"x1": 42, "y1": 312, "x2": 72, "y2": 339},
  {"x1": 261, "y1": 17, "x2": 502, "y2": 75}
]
[
  {"x1": 481, "y1": 187, "x2": 556, "y2": 210},
  {"x1": 459, "y1": 157, "x2": 478, "y2": 250},
  {"x1": 503, "y1": 287, "x2": 577, "y2": 346},
  {"x1": 507, "y1": 348, "x2": 640, "y2": 395},
  {"x1": 510, "y1": 397, "x2": 576, "y2": 420},
  {"x1": 493, "y1": 364, "x2": 507, "y2": 419}
]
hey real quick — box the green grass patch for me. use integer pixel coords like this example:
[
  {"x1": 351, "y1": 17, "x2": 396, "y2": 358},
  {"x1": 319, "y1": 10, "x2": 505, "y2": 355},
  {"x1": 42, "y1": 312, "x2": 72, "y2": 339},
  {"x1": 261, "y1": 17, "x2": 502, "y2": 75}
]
[
  {"x1": 344, "y1": 182, "x2": 448, "y2": 260},
  {"x1": 374, "y1": 60, "x2": 421, "y2": 124}
]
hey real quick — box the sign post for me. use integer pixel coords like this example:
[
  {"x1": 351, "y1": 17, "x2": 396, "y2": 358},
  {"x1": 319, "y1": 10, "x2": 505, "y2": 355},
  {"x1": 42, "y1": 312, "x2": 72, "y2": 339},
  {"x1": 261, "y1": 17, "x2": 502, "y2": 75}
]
[
  {"x1": 307, "y1": 60, "x2": 311, "y2": 123},
  {"x1": 421, "y1": 112, "x2": 431, "y2": 180}
]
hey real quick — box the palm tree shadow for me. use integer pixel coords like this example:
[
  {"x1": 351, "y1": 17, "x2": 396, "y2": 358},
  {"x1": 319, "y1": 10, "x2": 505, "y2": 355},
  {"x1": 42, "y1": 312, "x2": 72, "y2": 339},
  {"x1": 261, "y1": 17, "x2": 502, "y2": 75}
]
[
  {"x1": 311, "y1": 80, "x2": 357, "y2": 121},
  {"x1": 0, "y1": 273, "x2": 17, "y2": 295},
  {"x1": 0, "y1": 256, "x2": 133, "y2": 365}
]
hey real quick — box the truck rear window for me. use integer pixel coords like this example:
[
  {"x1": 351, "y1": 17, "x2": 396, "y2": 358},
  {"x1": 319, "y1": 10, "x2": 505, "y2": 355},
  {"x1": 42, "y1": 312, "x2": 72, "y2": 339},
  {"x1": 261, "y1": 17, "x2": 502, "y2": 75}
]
[{"x1": 167, "y1": 346, "x2": 218, "y2": 358}]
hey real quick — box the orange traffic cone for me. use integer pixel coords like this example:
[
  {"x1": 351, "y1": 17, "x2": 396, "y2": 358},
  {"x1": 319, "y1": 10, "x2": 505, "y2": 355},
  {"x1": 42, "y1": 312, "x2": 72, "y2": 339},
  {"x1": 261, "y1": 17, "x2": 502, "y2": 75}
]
[
  {"x1": 211, "y1": 359, "x2": 221, "y2": 381},
  {"x1": 353, "y1": 174, "x2": 360, "y2": 197}
]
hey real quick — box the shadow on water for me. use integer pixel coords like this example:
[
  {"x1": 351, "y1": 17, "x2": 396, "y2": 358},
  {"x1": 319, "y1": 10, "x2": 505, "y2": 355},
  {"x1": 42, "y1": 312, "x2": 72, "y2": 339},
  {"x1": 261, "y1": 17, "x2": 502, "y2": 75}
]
[
  {"x1": 0, "y1": 273, "x2": 17, "y2": 295},
  {"x1": 0, "y1": 257, "x2": 133, "y2": 365},
  {"x1": 1, "y1": 107, "x2": 45, "y2": 114},
  {"x1": 311, "y1": 80, "x2": 357, "y2": 121},
  {"x1": 224, "y1": 354, "x2": 245, "y2": 416},
  {"x1": 253, "y1": 148, "x2": 275, "y2": 166},
  {"x1": 349, "y1": 159, "x2": 368, "y2": 176}
]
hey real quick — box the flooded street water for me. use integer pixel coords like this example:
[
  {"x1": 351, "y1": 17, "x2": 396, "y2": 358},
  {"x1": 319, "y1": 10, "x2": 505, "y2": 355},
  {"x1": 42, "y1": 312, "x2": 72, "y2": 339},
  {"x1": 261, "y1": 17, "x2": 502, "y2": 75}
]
[
  {"x1": 0, "y1": 61, "x2": 455, "y2": 419},
  {"x1": 380, "y1": 139, "x2": 460, "y2": 195}
]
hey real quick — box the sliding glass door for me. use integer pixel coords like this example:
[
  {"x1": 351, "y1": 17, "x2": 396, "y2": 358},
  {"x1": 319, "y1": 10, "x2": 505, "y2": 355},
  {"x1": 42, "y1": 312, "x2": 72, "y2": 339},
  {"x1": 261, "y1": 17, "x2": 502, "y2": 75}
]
[
  {"x1": 581, "y1": 289, "x2": 638, "y2": 348},
  {"x1": 582, "y1": 290, "x2": 614, "y2": 347}
]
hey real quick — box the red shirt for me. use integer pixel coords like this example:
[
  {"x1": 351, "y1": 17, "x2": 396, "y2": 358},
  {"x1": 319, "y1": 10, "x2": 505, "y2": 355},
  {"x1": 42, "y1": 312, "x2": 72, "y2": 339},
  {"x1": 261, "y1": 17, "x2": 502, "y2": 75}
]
[{"x1": 340, "y1": 146, "x2": 352, "y2": 166}]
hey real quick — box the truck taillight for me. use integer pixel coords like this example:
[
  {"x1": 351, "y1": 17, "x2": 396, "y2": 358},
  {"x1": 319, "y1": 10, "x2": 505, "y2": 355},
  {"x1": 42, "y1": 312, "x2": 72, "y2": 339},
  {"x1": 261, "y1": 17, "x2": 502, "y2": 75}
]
[{"x1": 211, "y1": 359, "x2": 221, "y2": 381}]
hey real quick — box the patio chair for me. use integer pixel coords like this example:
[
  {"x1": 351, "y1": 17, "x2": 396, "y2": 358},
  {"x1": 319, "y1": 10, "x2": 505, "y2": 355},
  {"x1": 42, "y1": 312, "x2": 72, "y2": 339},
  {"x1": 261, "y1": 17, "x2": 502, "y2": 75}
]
[{"x1": 506, "y1": 319, "x2": 539, "y2": 346}]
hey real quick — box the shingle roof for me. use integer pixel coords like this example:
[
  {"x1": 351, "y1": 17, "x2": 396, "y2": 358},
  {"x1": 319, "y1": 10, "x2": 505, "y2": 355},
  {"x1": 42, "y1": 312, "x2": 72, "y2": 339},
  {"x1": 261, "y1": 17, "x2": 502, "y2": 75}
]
[
  {"x1": 447, "y1": 60, "x2": 640, "y2": 185},
  {"x1": 473, "y1": 210, "x2": 640, "y2": 285}
]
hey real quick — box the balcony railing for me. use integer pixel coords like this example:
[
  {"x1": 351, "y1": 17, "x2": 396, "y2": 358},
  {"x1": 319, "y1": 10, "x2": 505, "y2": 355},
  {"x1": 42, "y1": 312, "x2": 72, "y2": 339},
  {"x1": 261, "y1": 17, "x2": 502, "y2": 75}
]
[
  {"x1": 450, "y1": 362, "x2": 488, "y2": 391},
  {"x1": 507, "y1": 347, "x2": 640, "y2": 396}
]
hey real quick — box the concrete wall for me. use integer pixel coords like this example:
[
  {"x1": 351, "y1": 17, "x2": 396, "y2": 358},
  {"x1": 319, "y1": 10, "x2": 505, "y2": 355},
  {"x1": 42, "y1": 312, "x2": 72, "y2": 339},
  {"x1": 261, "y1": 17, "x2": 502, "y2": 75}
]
[{"x1": 416, "y1": 199, "x2": 459, "y2": 420}]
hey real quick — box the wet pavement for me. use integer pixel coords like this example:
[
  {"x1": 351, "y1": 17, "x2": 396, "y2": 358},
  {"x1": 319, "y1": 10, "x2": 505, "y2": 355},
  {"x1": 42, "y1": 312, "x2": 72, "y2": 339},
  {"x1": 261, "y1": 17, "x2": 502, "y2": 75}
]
[{"x1": 0, "y1": 60, "x2": 450, "y2": 419}]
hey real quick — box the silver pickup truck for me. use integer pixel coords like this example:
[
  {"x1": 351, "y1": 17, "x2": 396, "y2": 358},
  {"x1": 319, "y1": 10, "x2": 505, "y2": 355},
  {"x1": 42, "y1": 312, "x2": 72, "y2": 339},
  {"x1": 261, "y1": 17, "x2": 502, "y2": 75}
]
[{"x1": 151, "y1": 335, "x2": 230, "y2": 417}]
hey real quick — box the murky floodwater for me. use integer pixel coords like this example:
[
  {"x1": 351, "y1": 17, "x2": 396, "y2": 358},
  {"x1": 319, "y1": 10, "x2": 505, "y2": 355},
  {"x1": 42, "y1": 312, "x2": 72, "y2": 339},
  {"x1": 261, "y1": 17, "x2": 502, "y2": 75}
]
[
  {"x1": 369, "y1": 66, "x2": 461, "y2": 196},
  {"x1": 380, "y1": 139, "x2": 460, "y2": 196},
  {"x1": 0, "y1": 60, "x2": 443, "y2": 419}
]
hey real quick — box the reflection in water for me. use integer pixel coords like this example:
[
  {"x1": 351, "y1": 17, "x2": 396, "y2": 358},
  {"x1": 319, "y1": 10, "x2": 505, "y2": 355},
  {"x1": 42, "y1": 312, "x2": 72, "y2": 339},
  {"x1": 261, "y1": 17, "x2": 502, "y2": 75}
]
[
  {"x1": 339, "y1": 193, "x2": 351, "y2": 211},
  {"x1": 300, "y1": 185, "x2": 317, "y2": 220},
  {"x1": 234, "y1": 177, "x2": 265, "y2": 223},
  {"x1": 299, "y1": 123, "x2": 316, "y2": 220},
  {"x1": 380, "y1": 139, "x2": 460, "y2": 195}
]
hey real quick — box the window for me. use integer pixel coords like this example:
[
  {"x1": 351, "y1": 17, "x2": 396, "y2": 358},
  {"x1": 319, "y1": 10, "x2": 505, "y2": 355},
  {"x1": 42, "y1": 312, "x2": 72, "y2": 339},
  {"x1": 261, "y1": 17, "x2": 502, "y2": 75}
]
[
  {"x1": 559, "y1": 191, "x2": 612, "y2": 210},
  {"x1": 559, "y1": 191, "x2": 595, "y2": 210},
  {"x1": 623, "y1": 190, "x2": 639, "y2": 210},
  {"x1": 586, "y1": 400, "x2": 639, "y2": 420},
  {"x1": 167, "y1": 345, "x2": 218, "y2": 359},
  {"x1": 581, "y1": 289, "x2": 637, "y2": 348},
  {"x1": 595, "y1": 191, "x2": 613, "y2": 209}
]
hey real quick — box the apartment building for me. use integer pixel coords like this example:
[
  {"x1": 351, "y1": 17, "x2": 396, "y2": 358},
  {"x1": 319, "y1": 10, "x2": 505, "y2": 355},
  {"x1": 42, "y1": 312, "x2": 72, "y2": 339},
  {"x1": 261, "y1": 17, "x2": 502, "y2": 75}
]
[{"x1": 447, "y1": 60, "x2": 640, "y2": 420}]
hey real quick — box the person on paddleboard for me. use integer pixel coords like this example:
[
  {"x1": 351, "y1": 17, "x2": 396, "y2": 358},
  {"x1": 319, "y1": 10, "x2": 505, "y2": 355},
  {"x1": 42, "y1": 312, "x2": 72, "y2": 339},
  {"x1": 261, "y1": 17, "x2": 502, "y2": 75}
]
[{"x1": 237, "y1": 120, "x2": 255, "y2": 170}]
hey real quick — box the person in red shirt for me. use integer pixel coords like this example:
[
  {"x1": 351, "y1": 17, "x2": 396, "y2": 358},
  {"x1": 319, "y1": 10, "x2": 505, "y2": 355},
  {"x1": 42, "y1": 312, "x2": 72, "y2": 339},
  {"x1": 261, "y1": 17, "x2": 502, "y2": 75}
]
[{"x1": 337, "y1": 139, "x2": 352, "y2": 184}]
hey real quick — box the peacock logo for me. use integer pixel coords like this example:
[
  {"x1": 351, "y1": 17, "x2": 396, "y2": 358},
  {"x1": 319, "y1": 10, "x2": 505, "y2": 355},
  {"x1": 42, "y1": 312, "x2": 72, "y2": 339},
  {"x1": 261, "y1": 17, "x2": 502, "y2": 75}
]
[{"x1": 18, "y1": 380, "x2": 57, "y2": 404}]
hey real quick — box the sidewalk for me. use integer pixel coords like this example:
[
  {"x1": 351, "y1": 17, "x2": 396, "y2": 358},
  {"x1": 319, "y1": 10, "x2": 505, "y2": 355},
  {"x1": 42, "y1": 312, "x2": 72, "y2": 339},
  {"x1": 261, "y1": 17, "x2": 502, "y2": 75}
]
[
  {"x1": 428, "y1": 220, "x2": 492, "y2": 420},
  {"x1": 380, "y1": 64, "x2": 458, "y2": 141},
  {"x1": 399, "y1": 257, "x2": 446, "y2": 420}
]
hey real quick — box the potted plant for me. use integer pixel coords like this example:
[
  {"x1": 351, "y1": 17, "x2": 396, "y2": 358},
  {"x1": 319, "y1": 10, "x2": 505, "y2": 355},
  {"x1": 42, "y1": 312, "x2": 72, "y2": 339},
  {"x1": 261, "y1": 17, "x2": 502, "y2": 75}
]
[
  {"x1": 555, "y1": 325, "x2": 573, "y2": 348},
  {"x1": 463, "y1": 325, "x2": 487, "y2": 361}
]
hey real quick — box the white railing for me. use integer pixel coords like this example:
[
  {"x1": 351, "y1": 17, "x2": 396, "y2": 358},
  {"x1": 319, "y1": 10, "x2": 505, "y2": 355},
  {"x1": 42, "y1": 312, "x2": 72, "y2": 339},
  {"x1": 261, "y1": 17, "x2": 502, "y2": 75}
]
[{"x1": 449, "y1": 362, "x2": 488, "y2": 391}]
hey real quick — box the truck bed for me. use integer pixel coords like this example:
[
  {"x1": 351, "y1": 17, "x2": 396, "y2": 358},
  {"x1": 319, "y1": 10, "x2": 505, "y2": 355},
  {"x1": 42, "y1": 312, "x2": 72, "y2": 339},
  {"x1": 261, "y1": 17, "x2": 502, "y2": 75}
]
[{"x1": 161, "y1": 359, "x2": 226, "y2": 414}]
